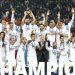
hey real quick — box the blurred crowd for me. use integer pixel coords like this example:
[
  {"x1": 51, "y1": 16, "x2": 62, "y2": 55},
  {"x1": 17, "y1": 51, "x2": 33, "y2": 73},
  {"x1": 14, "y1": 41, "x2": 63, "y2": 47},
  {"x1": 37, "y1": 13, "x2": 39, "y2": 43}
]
[
  {"x1": 0, "y1": 0, "x2": 75, "y2": 75},
  {"x1": 0, "y1": 0, "x2": 75, "y2": 20}
]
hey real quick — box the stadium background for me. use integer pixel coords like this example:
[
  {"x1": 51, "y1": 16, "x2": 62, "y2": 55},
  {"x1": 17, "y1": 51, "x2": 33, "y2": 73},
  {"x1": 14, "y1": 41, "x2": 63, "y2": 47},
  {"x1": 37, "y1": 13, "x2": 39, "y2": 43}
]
[{"x1": 0, "y1": 0, "x2": 75, "y2": 18}]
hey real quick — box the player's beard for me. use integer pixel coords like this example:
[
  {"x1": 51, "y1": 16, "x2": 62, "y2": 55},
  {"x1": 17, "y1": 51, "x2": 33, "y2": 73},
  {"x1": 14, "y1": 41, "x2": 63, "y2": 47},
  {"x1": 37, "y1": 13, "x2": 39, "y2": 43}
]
[{"x1": 53, "y1": 46, "x2": 57, "y2": 49}]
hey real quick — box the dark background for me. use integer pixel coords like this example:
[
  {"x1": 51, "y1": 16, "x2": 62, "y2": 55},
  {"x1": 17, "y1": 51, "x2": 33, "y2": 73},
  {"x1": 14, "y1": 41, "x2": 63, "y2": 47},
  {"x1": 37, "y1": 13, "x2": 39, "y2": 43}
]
[{"x1": 0, "y1": 0, "x2": 75, "y2": 19}]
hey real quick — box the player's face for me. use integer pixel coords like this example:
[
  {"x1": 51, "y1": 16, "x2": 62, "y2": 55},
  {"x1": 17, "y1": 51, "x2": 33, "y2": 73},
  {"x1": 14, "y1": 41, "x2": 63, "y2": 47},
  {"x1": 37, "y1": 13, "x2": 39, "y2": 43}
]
[
  {"x1": 72, "y1": 37, "x2": 75, "y2": 44},
  {"x1": 0, "y1": 35, "x2": 2, "y2": 40},
  {"x1": 39, "y1": 21, "x2": 44, "y2": 25},
  {"x1": 1, "y1": 20, "x2": 6, "y2": 25},
  {"x1": 25, "y1": 19, "x2": 30, "y2": 25},
  {"x1": 10, "y1": 38, "x2": 16, "y2": 45},
  {"x1": 53, "y1": 42, "x2": 57, "y2": 48},
  {"x1": 60, "y1": 37, "x2": 64, "y2": 43},
  {"x1": 0, "y1": 32, "x2": 4, "y2": 40},
  {"x1": 53, "y1": 42, "x2": 57, "y2": 46},
  {"x1": 49, "y1": 20, "x2": 55, "y2": 28},
  {"x1": 64, "y1": 18, "x2": 69, "y2": 24},
  {"x1": 31, "y1": 35, "x2": 35, "y2": 41},
  {"x1": 57, "y1": 22, "x2": 62, "y2": 29},
  {"x1": 10, "y1": 23, "x2": 13, "y2": 30},
  {"x1": 0, "y1": 33, "x2": 4, "y2": 38},
  {"x1": 40, "y1": 24, "x2": 44, "y2": 30},
  {"x1": 21, "y1": 37, "x2": 27, "y2": 45},
  {"x1": 40, "y1": 35, "x2": 45, "y2": 42}
]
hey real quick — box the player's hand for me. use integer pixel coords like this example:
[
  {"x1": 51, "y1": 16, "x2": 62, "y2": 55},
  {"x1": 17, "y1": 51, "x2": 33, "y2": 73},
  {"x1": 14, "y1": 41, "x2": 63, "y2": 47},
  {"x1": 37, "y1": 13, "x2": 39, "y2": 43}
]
[
  {"x1": 47, "y1": 10, "x2": 51, "y2": 15},
  {"x1": 71, "y1": 8, "x2": 74, "y2": 13},
  {"x1": 24, "y1": 11, "x2": 27, "y2": 15},
  {"x1": 57, "y1": 11, "x2": 60, "y2": 18},
  {"x1": 12, "y1": 9, "x2": 15, "y2": 14},
  {"x1": 6, "y1": 11, "x2": 9, "y2": 15}
]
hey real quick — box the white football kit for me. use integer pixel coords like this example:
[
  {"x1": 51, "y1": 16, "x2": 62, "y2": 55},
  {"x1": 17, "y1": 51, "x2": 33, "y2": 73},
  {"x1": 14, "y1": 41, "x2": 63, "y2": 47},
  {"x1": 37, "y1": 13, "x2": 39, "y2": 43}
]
[
  {"x1": 27, "y1": 41, "x2": 38, "y2": 67},
  {"x1": 22, "y1": 23, "x2": 32, "y2": 40},
  {"x1": 69, "y1": 43, "x2": 75, "y2": 62},
  {"x1": 47, "y1": 26, "x2": 56, "y2": 45}
]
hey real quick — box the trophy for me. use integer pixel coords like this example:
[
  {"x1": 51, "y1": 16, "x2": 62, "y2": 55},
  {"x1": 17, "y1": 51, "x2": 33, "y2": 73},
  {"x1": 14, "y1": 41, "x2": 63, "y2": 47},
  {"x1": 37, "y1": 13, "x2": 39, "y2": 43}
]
[{"x1": 24, "y1": 0, "x2": 29, "y2": 10}]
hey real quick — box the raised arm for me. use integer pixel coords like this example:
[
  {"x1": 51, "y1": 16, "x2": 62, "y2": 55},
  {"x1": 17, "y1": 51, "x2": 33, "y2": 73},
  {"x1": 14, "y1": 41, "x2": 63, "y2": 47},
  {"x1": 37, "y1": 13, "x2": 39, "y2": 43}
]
[
  {"x1": 29, "y1": 10, "x2": 36, "y2": 24},
  {"x1": 22, "y1": 11, "x2": 27, "y2": 24},
  {"x1": 68, "y1": 8, "x2": 74, "y2": 28},
  {"x1": 57, "y1": 11, "x2": 61, "y2": 22},
  {"x1": 11, "y1": 9, "x2": 15, "y2": 24},
  {"x1": 45, "y1": 10, "x2": 51, "y2": 25},
  {"x1": 5, "y1": 11, "x2": 9, "y2": 25}
]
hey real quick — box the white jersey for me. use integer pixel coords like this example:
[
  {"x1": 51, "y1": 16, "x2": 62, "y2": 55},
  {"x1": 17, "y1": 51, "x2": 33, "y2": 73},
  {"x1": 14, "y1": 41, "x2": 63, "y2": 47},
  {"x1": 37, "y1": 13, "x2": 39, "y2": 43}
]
[
  {"x1": 45, "y1": 42, "x2": 57, "y2": 62},
  {"x1": 63, "y1": 13, "x2": 74, "y2": 40},
  {"x1": 69, "y1": 43, "x2": 75, "y2": 62},
  {"x1": 0, "y1": 23, "x2": 4, "y2": 32},
  {"x1": 58, "y1": 42, "x2": 69, "y2": 71},
  {"x1": 5, "y1": 29, "x2": 20, "y2": 45},
  {"x1": 63, "y1": 13, "x2": 74, "y2": 32},
  {"x1": 58, "y1": 43, "x2": 68, "y2": 56},
  {"x1": 6, "y1": 43, "x2": 19, "y2": 66},
  {"x1": 56, "y1": 27, "x2": 66, "y2": 45},
  {"x1": 32, "y1": 24, "x2": 38, "y2": 31},
  {"x1": 47, "y1": 26, "x2": 56, "y2": 44},
  {"x1": 0, "y1": 41, "x2": 6, "y2": 63},
  {"x1": 22, "y1": 23, "x2": 32, "y2": 40},
  {"x1": 58, "y1": 43, "x2": 69, "y2": 75},
  {"x1": 16, "y1": 44, "x2": 27, "y2": 75},
  {"x1": 47, "y1": 47, "x2": 57, "y2": 62},
  {"x1": 36, "y1": 28, "x2": 47, "y2": 41},
  {"x1": 14, "y1": 24, "x2": 21, "y2": 32},
  {"x1": 17, "y1": 44, "x2": 25, "y2": 66},
  {"x1": 36, "y1": 28, "x2": 47, "y2": 35},
  {"x1": 28, "y1": 41, "x2": 38, "y2": 66}
]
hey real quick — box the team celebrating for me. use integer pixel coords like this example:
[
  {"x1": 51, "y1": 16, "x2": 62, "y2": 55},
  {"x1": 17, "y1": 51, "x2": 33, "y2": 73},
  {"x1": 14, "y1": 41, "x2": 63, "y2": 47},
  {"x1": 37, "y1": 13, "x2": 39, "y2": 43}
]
[{"x1": 0, "y1": 6, "x2": 75, "y2": 75}]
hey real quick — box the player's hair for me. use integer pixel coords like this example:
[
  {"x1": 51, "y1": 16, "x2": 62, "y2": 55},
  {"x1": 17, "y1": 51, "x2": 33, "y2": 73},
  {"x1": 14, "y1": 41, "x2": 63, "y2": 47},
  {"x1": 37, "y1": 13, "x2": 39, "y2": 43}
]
[
  {"x1": 60, "y1": 34, "x2": 64, "y2": 39},
  {"x1": 20, "y1": 36, "x2": 27, "y2": 44},
  {"x1": 0, "y1": 32, "x2": 5, "y2": 47}
]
